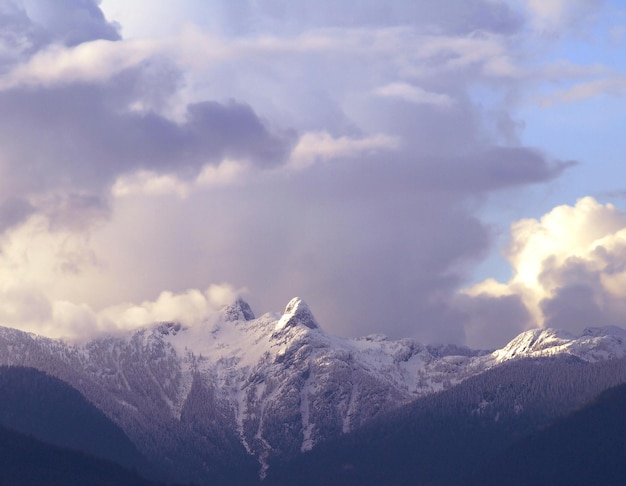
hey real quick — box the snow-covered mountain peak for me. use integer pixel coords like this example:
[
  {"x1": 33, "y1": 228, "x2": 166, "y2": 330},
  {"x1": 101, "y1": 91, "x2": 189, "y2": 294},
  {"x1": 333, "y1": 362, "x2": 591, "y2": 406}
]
[
  {"x1": 498, "y1": 328, "x2": 573, "y2": 356},
  {"x1": 221, "y1": 298, "x2": 256, "y2": 322},
  {"x1": 275, "y1": 297, "x2": 320, "y2": 332},
  {"x1": 492, "y1": 325, "x2": 626, "y2": 363}
]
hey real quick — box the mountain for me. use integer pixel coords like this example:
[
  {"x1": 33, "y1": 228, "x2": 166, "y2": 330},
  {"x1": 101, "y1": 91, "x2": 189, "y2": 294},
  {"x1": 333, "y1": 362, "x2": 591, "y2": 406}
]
[
  {"x1": 470, "y1": 382, "x2": 626, "y2": 486},
  {"x1": 492, "y1": 325, "x2": 626, "y2": 362},
  {"x1": 0, "y1": 366, "x2": 149, "y2": 473},
  {"x1": 0, "y1": 422, "x2": 163, "y2": 486},
  {"x1": 266, "y1": 355, "x2": 626, "y2": 485},
  {"x1": 0, "y1": 296, "x2": 626, "y2": 483}
]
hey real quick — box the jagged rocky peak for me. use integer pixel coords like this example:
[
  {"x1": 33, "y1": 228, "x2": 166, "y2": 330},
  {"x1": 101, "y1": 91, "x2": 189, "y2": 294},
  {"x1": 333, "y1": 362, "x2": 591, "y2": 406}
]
[
  {"x1": 155, "y1": 322, "x2": 185, "y2": 336},
  {"x1": 275, "y1": 297, "x2": 320, "y2": 331},
  {"x1": 221, "y1": 298, "x2": 255, "y2": 322}
]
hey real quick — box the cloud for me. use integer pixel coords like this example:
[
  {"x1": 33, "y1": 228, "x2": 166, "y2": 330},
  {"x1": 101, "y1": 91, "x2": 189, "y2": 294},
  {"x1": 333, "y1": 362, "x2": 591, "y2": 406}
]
[
  {"x1": 523, "y1": 0, "x2": 603, "y2": 34},
  {"x1": 0, "y1": 38, "x2": 157, "y2": 90},
  {"x1": 111, "y1": 0, "x2": 521, "y2": 37},
  {"x1": 289, "y1": 131, "x2": 400, "y2": 169},
  {"x1": 0, "y1": 4, "x2": 295, "y2": 230},
  {"x1": 462, "y1": 197, "x2": 626, "y2": 340},
  {"x1": 0, "y1": 0, "x2": 118, "y2": 73},
  {"x1": 0, "y1": 0, "x2": 608, "y2": 347},
  {"x1": 0, "y1": 282, "x2": 243, "y2": 340},
  {"x1": 455, "y1": 292, "x2": 531, "y2": 349},
  {"x1": 0, "y1": 286, "x2": 53, "y2": 328},
  {"x1": 0, "y1": 209, "x2": 243, "y2": 338},
  {"x1": 526, "y1": 60, "x2": 623, "y2": 106},
  {"x1": 0, "y1": 197, "x2": 35, "y2": 232},
  {"x1": 111, "y1": 159, "x2": 250, "y2": 197},
  {"x1": 375, "y1": 82, "x2": 455, "y2": 107},
  {"x1": 22, "y1": 0, "x2": 120, "y2": 46},
  {"x1": 0, "y1": 212, "x2": 98, "y2": 337},
  {"x1": 536, "y1": 74, "x2": 626, "y2": 105},
  {"x1": 0, "y1": 84, "x2": 294, "y2": 222},
  {"x1": 98, "y1": 284, "x2": 243, "y2": 333}
]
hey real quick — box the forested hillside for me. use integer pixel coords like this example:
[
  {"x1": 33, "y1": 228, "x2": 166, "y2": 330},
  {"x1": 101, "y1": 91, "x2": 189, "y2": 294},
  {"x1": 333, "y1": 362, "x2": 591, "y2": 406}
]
[
  {"x1": 0, "y1": 366, "x2": 149, "y2": 473},
  {"x1": 0, "y1": 423, "x2": 161, "y2": 486},
  {"x1": 267, "y1": 356, "x2": 626, "y2": 485},
  {"x1": 470, "y1": 382, "x2": 626, "y2": 485}
]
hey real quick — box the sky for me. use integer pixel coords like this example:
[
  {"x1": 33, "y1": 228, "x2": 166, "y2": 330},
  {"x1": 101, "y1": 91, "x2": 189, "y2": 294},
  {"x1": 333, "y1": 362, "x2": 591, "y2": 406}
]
[{"x1": 0, "y1": 0, "x2": 625, "y2": 348}]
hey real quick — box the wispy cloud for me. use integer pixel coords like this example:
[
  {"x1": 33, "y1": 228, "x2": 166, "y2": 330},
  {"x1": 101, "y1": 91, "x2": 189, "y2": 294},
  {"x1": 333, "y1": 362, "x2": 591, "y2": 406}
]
[
  {"x1": 374, "y1": 82, "x2": 455, "y2": 107},
  {"x1": 289, "y1": 132, "x2": 400, "y2": 169},
  {"x1": 536, "y1": 74, "x2": 626, "y2": 105}
]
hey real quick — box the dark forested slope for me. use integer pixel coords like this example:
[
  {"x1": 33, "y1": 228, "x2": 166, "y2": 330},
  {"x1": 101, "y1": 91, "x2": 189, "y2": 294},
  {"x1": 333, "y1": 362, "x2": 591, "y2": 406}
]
[
  {"x1": 470, "y1": 382, "x2": 626, "y2": 486},
  {"x1": 0, "y1": 424, "x2": 161, "y2": 486},
  {"x1": 0, "y1": 366, "x2": 149, "y2": 473},
  {"x1": 267, "y1": 356, "x2": 626, "y2": 485}
]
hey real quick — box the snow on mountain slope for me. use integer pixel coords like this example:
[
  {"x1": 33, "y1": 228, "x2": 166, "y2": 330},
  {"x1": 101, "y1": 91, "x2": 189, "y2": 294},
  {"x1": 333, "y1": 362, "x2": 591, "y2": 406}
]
[
  {"x1": 0, "y1": 296, "x2": 625, "y2": 479},
  {"x1": 491, "y1": 326, "x2": 626, "y2": 363}
]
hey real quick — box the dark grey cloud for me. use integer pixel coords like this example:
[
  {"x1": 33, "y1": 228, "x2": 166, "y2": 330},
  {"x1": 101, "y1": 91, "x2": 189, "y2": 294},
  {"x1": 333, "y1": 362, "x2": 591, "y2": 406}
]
[
  {"x1": 541, "y1": 283, "x2": 604, "y2": 334},
  {"x1": 273, "y1": 146, "x2": 561, "y2": 342},
  {"x1": 321, "y1": 148, "x2": 572, "y2": 200},
  {"x1": 342, "y1": 91, "x2": 574, "y2": 197},
  {"x1": 0, "y1": 75, "x2": 294, "y2": 219},
  {"x1": 538, "y1": 255, "x2": 598, "y2": 290},
  {"x1": 537, "y1": 251, "x2": 626, "y2": 335},
  {"x1": 0, "y1": 0, "x2": 118, "y2": 72},
  {"x1": 0, "y1": 197, "x2": 35, "y2": 233},
  {"x1": 456, "y1": 147, "x2": 576, "y2": 192},
  {"x1": 270, "y1": 189, "x2": 490, "y2": 342},
  {"x1": 454, "y1": 292, "x2": 531, "y2": 348},
  {"x1": 186, "y1": 101, "x2": 294, "y2": 168},
  {"x1": 20, "y1": 0, "x2": 119, "y2": 46},
  {"x1": 141, "y1": 162, "x2": 495, "y2": 344},
  {"x1": 190, "y1": 119, "x2": 573, "y2": 342}
]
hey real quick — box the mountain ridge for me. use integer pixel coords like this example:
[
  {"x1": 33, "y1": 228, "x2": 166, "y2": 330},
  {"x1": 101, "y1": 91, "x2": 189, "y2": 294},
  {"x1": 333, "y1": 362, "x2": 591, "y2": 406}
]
[{"x1": 1, "y1": 296, "x2": 625, "y2": 482}]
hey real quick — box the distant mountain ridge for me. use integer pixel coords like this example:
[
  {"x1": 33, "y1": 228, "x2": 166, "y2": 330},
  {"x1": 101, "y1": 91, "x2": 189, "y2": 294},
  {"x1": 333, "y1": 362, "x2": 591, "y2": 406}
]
[{"x1": 1, "y1": 296, "x2": 626, "y2": 483}]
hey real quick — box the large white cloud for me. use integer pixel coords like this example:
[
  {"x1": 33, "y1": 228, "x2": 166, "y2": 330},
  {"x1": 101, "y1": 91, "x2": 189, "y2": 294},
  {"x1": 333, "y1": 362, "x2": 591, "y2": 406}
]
[
  {"x1": 0, "y1": 213, "x2": 242, "y2": 339},
  {"x1": 462, "y1": 197, "x2": 626, "y2": 346}
]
